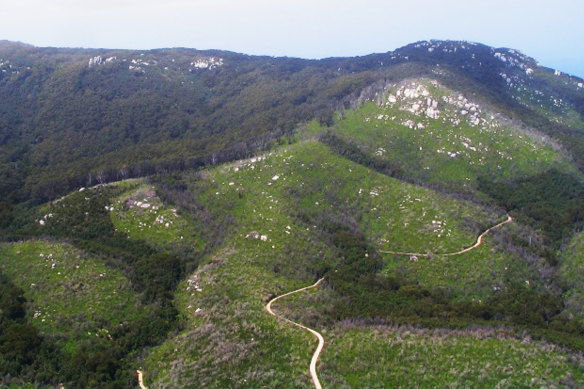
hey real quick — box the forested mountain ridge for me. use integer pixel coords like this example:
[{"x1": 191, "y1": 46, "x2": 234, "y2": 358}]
[
  {"x1": 1, "y1": 39, "x2": 583, "y2": 206},
  {"x1": 0, "y1": 40, "x2": 376, "y2": 204}
]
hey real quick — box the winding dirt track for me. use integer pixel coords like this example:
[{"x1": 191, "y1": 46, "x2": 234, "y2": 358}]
[
  {"x1": 136, "y1": 370, "x2": 148, "y2": 389},
  {"x1": 137, "y1": 216, "x2": 513, "y2": 387},
  {"x1": 379, "y1": 215, "x2": 513, "y2": 258},
  {"x1": 265, "y1": 278, "x2": 325, "y2": 389}
]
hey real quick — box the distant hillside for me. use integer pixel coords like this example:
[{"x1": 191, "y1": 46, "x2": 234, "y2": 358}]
[{"x1": 1, "y1": 40, "x2": 583, "y2": 206}]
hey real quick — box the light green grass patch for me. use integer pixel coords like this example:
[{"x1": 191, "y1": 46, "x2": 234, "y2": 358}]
[
  {"x1": 331, "y1": 78, "x2": 576, "y2": 191},
  {"x1": 109, "y1": 182, "x2": 202, "y2": 250},
  {"x1": 381, "y1": 232, "x2": 540, "y2": 300},
  {"x1": 0, "y1": 240, "x2": 144, "y2": 350},
  {"x1": 558, "y1": 232, "x2": 584, "y2": 325},
  {"x1": 321, "y1": 324, "x2": 584, "y2": 388}
]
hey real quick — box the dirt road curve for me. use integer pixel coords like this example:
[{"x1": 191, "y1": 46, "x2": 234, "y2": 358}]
[
  {"x1": 136, "y1": 216, "x2": 512, "y2": 388},
  {"x1": 443, "y1": 215, "x2": 513, "y2": 256},
  {"x1": 380, "y1": 215, "x2": 513, "y2": 257},
  {"x1": 265, "y1": 278, "x2": 325, "y2": 389},
  {"x1": 137, "y1": 370, "x2": 147, "y2": 389}
]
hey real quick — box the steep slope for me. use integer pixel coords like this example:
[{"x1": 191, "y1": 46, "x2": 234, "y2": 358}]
[
  {"x1": 141, "y1": 141, "x2": 571, "y2": 387},
  {"x1": 1, "y1": 40, "x2": 583, "y2": 206},
  {"x1": 385, "y1": 41, "x2": 584, "y2": 129},
  {"x1": 387, "y1": 41, "x2": 584, "y2": 174},
  {"x1": 319, "y1": 76, "x2": 584, "y2": 248},
  {"x1": 0, "y1": 41, "x2": 377, "y2": 203},
  {"x1": 324, "y1": 77, "x2": 576, "y2": 193},
  {"x1": 558, "y1": 232, "x2": 584, "y2": 325}
]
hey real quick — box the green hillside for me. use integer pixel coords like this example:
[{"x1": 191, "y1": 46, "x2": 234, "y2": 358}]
[
  {"x1": 324, "y1": 78, "x2": 576, "y2": 193},
  {"x1": 1, "y1": 40, "x2": 584, "y2": 206},
  {"x1": 2, "y1": 138, "x2": 583, "y2": 387},
  {"x1": 140, "y1": 140, "x2": 580, "y2": 387},
  {"x1": 558, "y1": 232, "x2": 584, "y2": 325},
  {"x1": 278, "y1": 289, "x2": 584, "y2": 387},
  {"x1": 318, "y1": 77, "x2": 584, "y2": 248},
  {"x1": 1, "y1": 183, "x2": 196, "y2": 387},
  {"x1": 2, "y1": 40, "x2": 584, "y2": 388},
  {"x1": 109, "y1": 182, "x2": 203, "y2": 253},
  {"x1": 321, "y1": 324, "x2": 584, "y2": 387},
  {"x1": 0, "y1": 240, "x2": 146, "y2": 349}
]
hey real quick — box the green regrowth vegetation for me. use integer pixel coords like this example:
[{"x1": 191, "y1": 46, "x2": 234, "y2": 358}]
[
  {"x1": 145, "y1": 144, "x2": 343, "y2": 387},
  {"x1": 320, "y1": 324, "x2": 584, "y2": 388},
  {"x1": 0, "y1": 240, "x2": 145, "y2": 351},
  {"x1": 110, "y1": 182, "x2": 203, "y2": 251},
  {"x1": 143, "y1": 139, "x2": 564, "y2": 386},
  {"x1": 325, "y1": 78, "x2": 576, "y2": 194},
  {"x1": 145, "y1": 245, "x2": 326, "y2": 388},
  {"x1": 212, "y1": 140, "x2": 498, "y2": 255},
  {"x1": 0, "y1": 182, "x2": 202, "y2": 387},
  {"x1": 3, "y1": 125, "x2": 583, "y2": 387},
  {"x1": 381, "y1": 235, "x2": 539, "y2": 301},
  {"x1": 558, "y1": 232, "x2": 584, "y2": 325}
]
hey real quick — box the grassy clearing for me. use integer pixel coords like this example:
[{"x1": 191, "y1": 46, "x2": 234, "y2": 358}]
[
  {"x1": 0, "y1": 240, "x2": 145, "y2": 351},
  {"x1": 380, "y1": 229, "x2": 541, "y2": 301},
  {"x1": 109, "y1": 182, "x2": 203, "y2": 251},
  {"x1": 320, "y1": 324, "x2": 584, "y2": 388}
]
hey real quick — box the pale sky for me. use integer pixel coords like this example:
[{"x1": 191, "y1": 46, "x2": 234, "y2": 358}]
[{"x1": 1, "y1": 0, "x2": 583, "y2": 77}]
